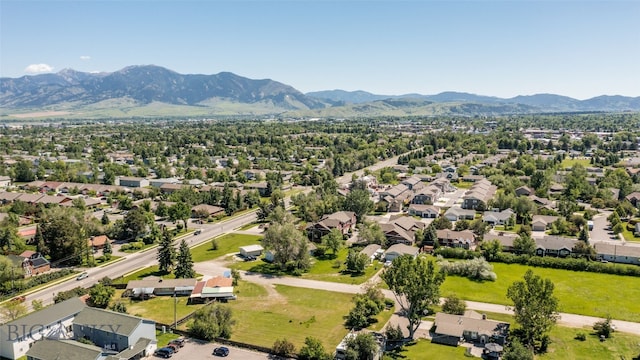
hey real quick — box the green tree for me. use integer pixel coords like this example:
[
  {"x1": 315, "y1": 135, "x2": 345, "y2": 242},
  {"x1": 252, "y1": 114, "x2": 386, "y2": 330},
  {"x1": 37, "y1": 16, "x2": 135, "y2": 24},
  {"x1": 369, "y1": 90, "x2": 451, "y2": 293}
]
[
  {"x1": 262, "y1": 222, "x2": 310, "y2": 271},
  {"x1": 513, "y1": 233, "x2": 536, "y2": 256},
  {"x1": 481, "y1": 239, "x2": 502, "y2": 261},
  {"x1": 157, "y1": 229, "x2": 176, "y2": 273},
  {"x1": 502, "y1": 338, "x2": 534, "y2": 360},
  {"x1": 169, "y1": 202, "x2": 191, "y2": 229},
  {"x1": 110, "y1": 301, "x2": 128, "y2": 313},
  {"x1": 343, "y1": 189, "x2": 374, "y2": 223},
  {"x1": 322, "y1": 228, "x2": 344, "y2": 257},
  {"x1": 442, "y1": 295, "x2": 466, "y2": 315},
  {"x1": 174, "y1": 239, "x2": 196, "y2": 278},
  {"x1": 101, "y1": 212, "x2": 110, "y2": 225},
  {"x1": 507, "y1": 270, "x2": 559, "y2": 352},
  {"x1": 593, "y1": 315, "x2": 614, "y2": 339},
  {"x1": 432, "y1": 216, "x2": 452, "y2": 230},
  {"x1": 273, "y1": 338, "x2": 296, "y2": 358},
  {"x1": 189, "y1": 304, "x2": 235, "y2": 340},
  {"x1": 356, "y1": 222, "x2": 386, "y2": 246},
  {"x1": 120, "y1": 208, "x2": 149, "y2": 241},
  {"x1": 344, "y1": 332, "x2": 379, "y2": 360},
  {"x1": 14, "y1": 160, "x2": 35, "y2": 182},
  {"x1": 31, "y1": 299, "x2": 44, "y2": 311},
  {"x1": 299, "y1": 336, "x2": 329, "y2": 360},
  {"x1": 345, "y1": 250, "x2": 368, "y2": 274},
  {"x1": 381, "y1": 255, "x2": 445, "y2": 339},
  {"x1": 88, "y1": 283, "x2": 115, "y2": 308},
  {"x1": 38, "y1": 207, "x2": 87, "y2": 265},
  {"x1": 1, "y1": 299, "x2": 27, "y2": 321}
]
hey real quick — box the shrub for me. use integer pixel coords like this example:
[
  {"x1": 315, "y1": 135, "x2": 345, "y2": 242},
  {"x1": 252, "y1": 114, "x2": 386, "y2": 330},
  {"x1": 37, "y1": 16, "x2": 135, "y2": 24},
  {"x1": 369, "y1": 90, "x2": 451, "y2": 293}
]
[
  {"x1": 437, "y1": 256, "x2": 497, "y2": 281},
  {"x1": 593, "y1": 316, "x2": 614, "y2": 338},
  {"x1": 273, "y1": 338, "x2": 296, "y2": 357},
  {"x1": 575, "y1": 332, "x2": 586, "y2": 341}
]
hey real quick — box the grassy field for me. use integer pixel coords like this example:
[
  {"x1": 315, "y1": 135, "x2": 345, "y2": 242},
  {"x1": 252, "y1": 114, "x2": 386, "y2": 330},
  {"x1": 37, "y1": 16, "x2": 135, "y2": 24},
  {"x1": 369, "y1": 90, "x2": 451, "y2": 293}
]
[
  {"x1": 230, "y1": 247, "x2": 381, "y2": 285},
  {"x1": 227, "y1": 282, "x2": 393, "y2": 351},
  {"x1": 110, "y1": 289, "x2": 205, "y2": 325},
  {"x1": 156, "y1": 329, "x2": 181, "y2": 348},
  {"x1": 190, "y1": 233, "x2": 263, "y2": 263},
  {"x1": 383, "y1": 339, "x2": 468, "y2": 359},
  {"x1": 560, "y1": 158, "x2": 591, "y2": 169},
  {"x1": 441, "y1": 262, "x2": 640, "y2": 322}
]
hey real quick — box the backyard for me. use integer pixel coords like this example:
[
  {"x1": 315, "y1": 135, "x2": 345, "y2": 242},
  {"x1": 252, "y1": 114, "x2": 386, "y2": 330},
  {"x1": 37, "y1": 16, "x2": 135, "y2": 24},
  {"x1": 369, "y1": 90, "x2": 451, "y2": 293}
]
[{"x1": 110, "y1": 289, "x2": 205, "y2": 326}]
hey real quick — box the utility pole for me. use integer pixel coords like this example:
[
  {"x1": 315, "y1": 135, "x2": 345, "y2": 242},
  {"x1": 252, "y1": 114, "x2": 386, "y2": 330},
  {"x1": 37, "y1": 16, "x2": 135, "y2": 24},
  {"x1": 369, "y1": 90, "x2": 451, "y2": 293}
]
[{"x1": 173, "y1": 291, "x2": 177, "y2": 330}]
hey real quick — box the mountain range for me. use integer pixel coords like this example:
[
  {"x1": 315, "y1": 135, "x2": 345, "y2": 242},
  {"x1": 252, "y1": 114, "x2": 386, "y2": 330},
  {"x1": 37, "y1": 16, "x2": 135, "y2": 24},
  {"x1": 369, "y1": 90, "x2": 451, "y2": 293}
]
[{"x1": 1, "y1": 65, "x2": 639, "y2": 118}]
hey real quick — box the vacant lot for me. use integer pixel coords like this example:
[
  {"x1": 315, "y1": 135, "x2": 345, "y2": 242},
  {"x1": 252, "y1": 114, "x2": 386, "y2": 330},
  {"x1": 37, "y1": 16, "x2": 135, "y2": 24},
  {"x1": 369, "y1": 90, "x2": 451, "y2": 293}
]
[
  {"x1": 191, "y1": 233, "x2": 263, "y2": 263},
  {"x1": 441, "y1": 262, "x2": 640, "y2": 322},
  {"x1": 111, "y1": 289, "x2": 205, "y2": 325},
  {"x1": 227, "y1": 282, "x2": 393, "y2": 351}
]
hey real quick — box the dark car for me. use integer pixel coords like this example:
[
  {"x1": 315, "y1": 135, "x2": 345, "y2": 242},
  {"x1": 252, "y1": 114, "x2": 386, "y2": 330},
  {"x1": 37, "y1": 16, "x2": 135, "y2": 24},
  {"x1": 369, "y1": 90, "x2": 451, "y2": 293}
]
[
  {"x1": 213, "y1": 346, "x2": 229, "y2": 357},
  {"x1": 168, "y1": 338, "x2": 186, "y2": 347},
  {"x1": 166, "y1": 343, "x2": 179, "y2": 353},
  {"x1": 154, "y1": 347, "x2": 174, "y2": 358}
]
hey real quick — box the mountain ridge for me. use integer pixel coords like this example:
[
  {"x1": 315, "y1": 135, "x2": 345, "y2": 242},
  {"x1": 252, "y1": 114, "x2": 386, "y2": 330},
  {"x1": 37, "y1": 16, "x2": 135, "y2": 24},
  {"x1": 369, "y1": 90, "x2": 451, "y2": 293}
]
[{"x1": 2, "y1": 65, "x2": 639, "y2": 117}]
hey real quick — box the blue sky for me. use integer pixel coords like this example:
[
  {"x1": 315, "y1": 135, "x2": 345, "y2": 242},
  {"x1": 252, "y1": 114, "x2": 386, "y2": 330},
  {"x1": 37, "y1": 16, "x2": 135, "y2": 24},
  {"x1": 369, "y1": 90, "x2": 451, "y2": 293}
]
[{"x1": 1, "y1": 0, "x2": 639, "y2": 99}]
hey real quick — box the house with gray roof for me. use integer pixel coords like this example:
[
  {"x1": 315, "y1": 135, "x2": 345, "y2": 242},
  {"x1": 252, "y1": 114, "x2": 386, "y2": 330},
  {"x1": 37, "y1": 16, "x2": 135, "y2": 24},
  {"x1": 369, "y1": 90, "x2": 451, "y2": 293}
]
[
  {"x1": 384, "y1": 244, "x2": 419, "y2": 262},
  {"x1": 26, "y1": 339, "x2": 104, "y2": 360},
  {"x1": 531, "y1": 215, "x2": 559, "y2": 232},
  {"x1": 408, "y1": 204, "x2": 440, "y2": 218},
  {"x1": 0, "y1": 297, "x2": 86, "y2": 359},
  {"x1": 72, "y1": 307, "x2": 156, "y2": 354},
  {"x1": 535, "y1": 236, "x2": 578, "y2": 257},
  {"x1": 432, "y1": 311, "x2": 509, "y2": 347},
  {"x1": 594, "y1": 243, "x2": 640, "y2": 265},
  {"x1": 482, "y1": 209, "x2": 515, "y2": 226},
  {"x1": 444, "y1": 206, "x2": 476, "y2": 222}
]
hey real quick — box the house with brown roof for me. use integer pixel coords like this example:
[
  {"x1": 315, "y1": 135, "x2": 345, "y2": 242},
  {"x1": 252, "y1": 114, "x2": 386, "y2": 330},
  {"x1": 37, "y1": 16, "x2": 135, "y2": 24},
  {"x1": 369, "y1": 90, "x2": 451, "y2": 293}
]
[
  {"x1": 380, "y1": 216, "x2": 426, "y2": 246},
  {"x1": 306, "y1": 211, "x2": 356, "y2": 242},
  {"x1": 531, "y1": 215, "x2": 559, "y2": 232},
  {"x1": 462, "y1": 179, "x2": 496, "y2": 210},
  {"x1": 625, "y1": 192, "x2": 640, "y2": 207},
  {"x1": 191, "y1": 204, "x2": 225, "y2": 218},
  {"x1": 432, "y1": 311, "x2": 509, "y2": 348},
  {"x1": 436, "y1": 229, "x2": 476, "y2": 249},
  {"x1": 88, "y1": 235, "x2": 111, "y2": 250}
]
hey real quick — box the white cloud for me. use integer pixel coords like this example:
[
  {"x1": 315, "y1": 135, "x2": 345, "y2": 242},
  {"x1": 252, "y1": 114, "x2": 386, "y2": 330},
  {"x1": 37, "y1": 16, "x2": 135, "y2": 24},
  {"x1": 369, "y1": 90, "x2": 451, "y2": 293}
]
[
  {"x1": 80, "y1": 55, "x2": 91, "y2": 60},
  {"x1": 24, "y1": 63, "x2": 54, "y2": 74}
]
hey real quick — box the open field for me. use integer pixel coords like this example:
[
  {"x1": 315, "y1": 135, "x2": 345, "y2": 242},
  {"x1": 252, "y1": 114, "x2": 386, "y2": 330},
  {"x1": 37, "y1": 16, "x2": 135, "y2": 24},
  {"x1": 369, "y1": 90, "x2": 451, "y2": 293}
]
[
  {"x1": 191, "y1": 233, "x2": 263, "y2": 263},
  {"x1": 230, "y1": 247, "x2": 381, "y2": 285},
  {"x1": 228, "y1": 283, "x2": 393, "y2": 351},
  {"x1": 560, "y1": 157, "x2": 591, "y2": 169},
  {"x1": 441, "y1": 262, "x2": 640, "y2": 322}
]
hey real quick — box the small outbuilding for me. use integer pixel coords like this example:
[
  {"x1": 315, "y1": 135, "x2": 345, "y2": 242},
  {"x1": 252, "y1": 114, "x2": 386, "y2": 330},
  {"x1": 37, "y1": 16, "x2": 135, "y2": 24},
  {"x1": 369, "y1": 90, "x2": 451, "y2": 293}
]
[{"x1": 239, "y1": 244, "x2": 264, "y2": 257}]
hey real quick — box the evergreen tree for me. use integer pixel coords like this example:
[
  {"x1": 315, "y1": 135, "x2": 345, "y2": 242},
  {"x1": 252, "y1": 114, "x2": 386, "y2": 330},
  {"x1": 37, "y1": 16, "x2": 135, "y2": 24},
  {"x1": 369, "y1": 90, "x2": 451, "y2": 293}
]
[
  {"x1": 175, "y1": 239, "x2": 196, "y2": 278},
  {"x1": 157, "y1": 229, "x2": 176, "y2": 273},
  {"x1": 102, "y1": 238, "x2": 112, "y2": 258}
]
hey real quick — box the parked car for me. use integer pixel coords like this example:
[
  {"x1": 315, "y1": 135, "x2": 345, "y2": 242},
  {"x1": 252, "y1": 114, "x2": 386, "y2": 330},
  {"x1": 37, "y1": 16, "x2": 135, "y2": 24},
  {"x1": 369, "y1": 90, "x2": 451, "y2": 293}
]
[
  {"x1": 194, "y1": 230, "x2": 202, "y2": 235},
  {"x1": 168, "y1": 338, "x2": 186, "y2": 347},
  {"x1": 154, "y1": 347, "x2": 174, "y2": 358},
  {"x1": 76, "y1": 272, "x2": 89, "y2": 281},
  {"x1": 213, "y1": 346, "x2": 229, "y2": 357},
  {"x1": 166, "y1": 343, "x2": 179, "y2": 353},
  {"x1": 12, "y1": 295, "x2": 26, "y2": 303},
  {"x1": 244, "y1": 255, "x2": 257, "y2": 261}
]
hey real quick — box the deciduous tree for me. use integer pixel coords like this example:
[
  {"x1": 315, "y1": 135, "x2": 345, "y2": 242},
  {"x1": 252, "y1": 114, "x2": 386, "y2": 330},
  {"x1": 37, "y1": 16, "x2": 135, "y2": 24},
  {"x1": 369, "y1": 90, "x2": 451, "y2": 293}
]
[
  {"x1": 507, "y1": 270, "x2": 559, "y2": 352},
  {"x1": 381, "y1": 255, "x2": 445, "y2": 339}
]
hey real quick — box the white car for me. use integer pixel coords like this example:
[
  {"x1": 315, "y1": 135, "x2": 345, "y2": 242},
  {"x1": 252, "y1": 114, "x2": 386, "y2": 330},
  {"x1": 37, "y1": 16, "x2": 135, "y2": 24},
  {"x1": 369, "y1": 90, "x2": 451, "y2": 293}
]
[{"x1": 76, "y1": 272, "x2": 89, "y2": 281}]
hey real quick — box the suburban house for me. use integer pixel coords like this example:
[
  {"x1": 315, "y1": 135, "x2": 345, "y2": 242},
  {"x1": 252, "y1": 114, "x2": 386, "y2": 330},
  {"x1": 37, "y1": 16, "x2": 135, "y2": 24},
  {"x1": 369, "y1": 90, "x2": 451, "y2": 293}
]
[
  {"x1": 380, "y1": 216, "x2": 426, "y2": 246},
  {"x1": 444, "y1": 206, "x2": 476, "y2": 222},
  {"x1": 436, "y1": 229, "x2": 476, "y2": 249},
  {"x1": 88, "y1": 235, "x2": 111, "y2": 251},
  {"x1": 239, "y1": 244, "x2": 264, "y2": 258},
  {"x1": 115, "y1": 176, "x2": 149, "y2": 188},
  {"x1": 126, "y1": 277, "x2": 197, "y2": 298},
  {"x1": 529, "y1": 195, "x2": 554, "y2": 209},
  {"x1": 431, "y1": 311, "x2": 509, "y2": 348},
  {"x1": 409, "y1": 185, "x2": 441, "y2": 205},
  {"x1": 625, "y1": 192, "x2": 640, "y2": 207},
  {"x1": 408, "y1": 204, "x2": 440, "y2": 218},
  {"x1": 0, "y1": 191, "x2": 23, "y2": 204},
  {"x1": 482, "y1": 209, "x2": 515, "y2": 226},
  {"x1": 243, "y1": 182, "x2": 270, "y2": 196},
  {"x1": 594, "y1": 243, "x2": 640, "y2": 265},
  {"x1": 384, "y1": 243, "x2": 419, "y2": 262},
  {"x1": 0, "y1": 297, "x2": 86, "y2": 359},
  {"x1": 159, "y1": 183, "x2": 188, "y2": 194},
  {"x1": 72, "y1": 307, "x2": 156, "y2": 354},
  {"x1": 401, "y1": 176, "x2": 423, "y2": 190},
  {"x1": 531, "y1": 215, "x2": 559, "y2": 232},
  {"x1": 190, "y1": 276, "x2": 235, "y2": 302},
  {"x1": 7, "y1": 251, "x2": 51, "y2": 277},
  {"x1": 378, "y1": 184, "x2": 409, "y2": 202},
  {"x1": 149, "y1": 177, "x2": 181, "y2": 188},
  {"x1": 306, "y1": 211, "x2": 357, "y2": 242},
  {"x1": 483, "y1": 233, "x2": 518, "y2": 252},
  {"x1": 514, "y1": 186, "x2": 534, "y2": 197},
  {"x1": 191, "y1": 204, "x2": 225, "y2": 218},
  {"x1": 535, "y1": 236, "x2": 578, "y2": 257},
  {"x1": 359, "y1": 244, "x2": 382, "y2": 263},
  {"x1": 462, "y1": 179, "x2": 497, "y2": 210}
]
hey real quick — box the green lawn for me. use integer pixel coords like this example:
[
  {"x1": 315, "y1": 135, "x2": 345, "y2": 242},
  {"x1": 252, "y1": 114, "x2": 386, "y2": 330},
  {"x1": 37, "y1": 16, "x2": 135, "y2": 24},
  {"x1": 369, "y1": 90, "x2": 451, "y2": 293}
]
[
  {"x1": 111, "y1": 289, "x2": 205, "y2": 325},
  {"x1": 230, "y1": 247, "x2": 381, "y2": 285},
  {"x1": 191, "y1": 233, "x2": 263, "y2": 263},
  {"x1": 156, "y1": 329, "x2": 181, "y2": 347},
  {"x1": 560, "y1": 158, "x2": 591, "y2": 169},
  {"x1": 453, "y1": 181, "x2": 475, "y2": 189},
  {"x1": 441, "y1": 262, "x2": 640, "y2": 322},
  {"x1": 227, "y1": 283, "x2": 391, "y2": 351},
  {"x1": 621, "y1": 221, "x2": 640, "y2": 242},
  {"x1": 383, "y1": 339, "x2": 468, "y2": 359}
]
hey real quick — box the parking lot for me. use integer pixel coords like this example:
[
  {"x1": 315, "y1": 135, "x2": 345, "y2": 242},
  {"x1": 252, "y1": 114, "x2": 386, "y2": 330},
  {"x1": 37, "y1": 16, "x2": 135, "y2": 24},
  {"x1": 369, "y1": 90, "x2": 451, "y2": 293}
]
[{"x1": 161, "y1": 339, "x2": 270, "y2": 360}]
